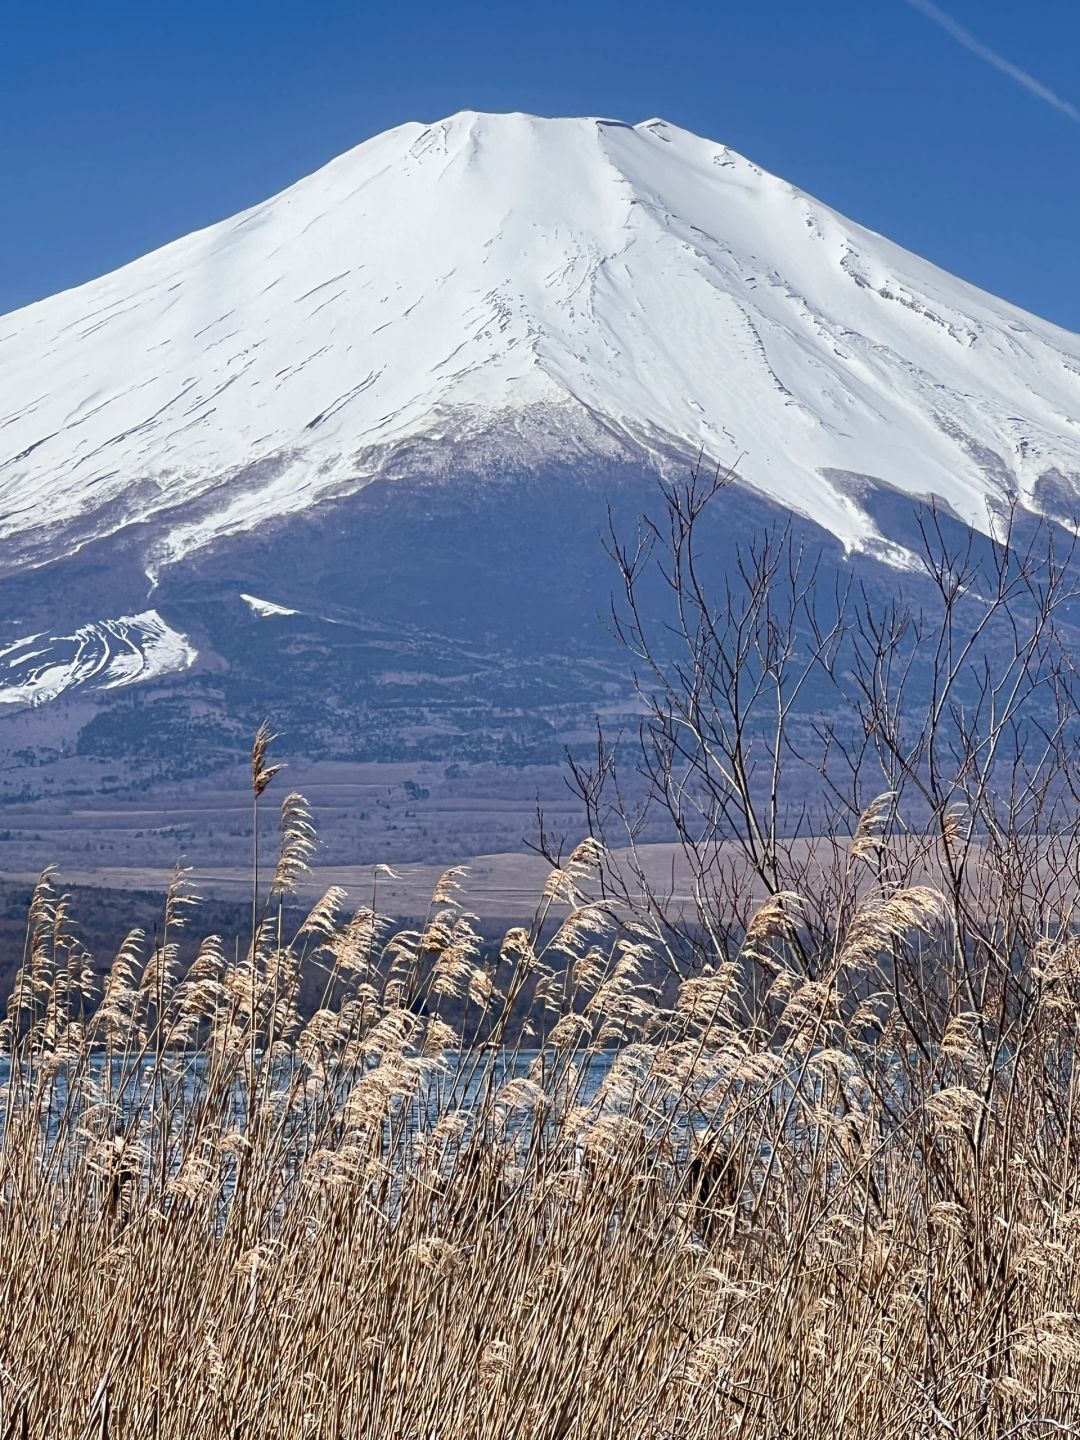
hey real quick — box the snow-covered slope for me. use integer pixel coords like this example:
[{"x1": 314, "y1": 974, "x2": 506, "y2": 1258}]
[
  {"x1": 0, "y1": 611, "x2": 195, "y2": 706},
  {"x1": 4, "y1": 110, "x2": 1080, "y2": 585}
]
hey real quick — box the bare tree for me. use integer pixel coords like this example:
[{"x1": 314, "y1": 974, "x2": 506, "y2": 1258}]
[{"x1": 569, "y1": 470, "x2": 1080, "y2": 1024}]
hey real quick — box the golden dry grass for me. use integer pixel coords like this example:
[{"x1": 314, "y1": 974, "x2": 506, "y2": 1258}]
[{"x1": 1, "y1": 790, "x2": 1079, "y2": 1438}]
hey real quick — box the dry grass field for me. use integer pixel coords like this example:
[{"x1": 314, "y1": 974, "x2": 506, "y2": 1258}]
[{"x1": 1, "y1": 761, "x2": 1079, "y2": 1439}]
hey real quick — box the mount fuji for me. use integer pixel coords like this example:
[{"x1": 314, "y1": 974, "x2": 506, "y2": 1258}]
[{"x1": 1, "y1": 110, "x2": 1080, "y2": 823}]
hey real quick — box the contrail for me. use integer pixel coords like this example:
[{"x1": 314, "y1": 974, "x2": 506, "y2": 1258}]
[{"x1": 904, "y1": 0, "x2": 1080, "y2": 124}]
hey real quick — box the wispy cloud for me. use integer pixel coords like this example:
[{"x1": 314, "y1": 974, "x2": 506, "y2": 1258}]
[{"x1": 904, "y1": 0, "x2": 1080, "y2": 124}]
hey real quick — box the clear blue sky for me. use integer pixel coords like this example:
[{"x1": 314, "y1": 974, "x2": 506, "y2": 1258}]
[{"x1": 3, "y1": 0, "x2": 1079, "y2": 327}]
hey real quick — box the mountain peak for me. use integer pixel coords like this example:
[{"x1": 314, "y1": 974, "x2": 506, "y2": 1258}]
[{"x1": 2, "y1": 112, "x2": 1080, "y2": 580}]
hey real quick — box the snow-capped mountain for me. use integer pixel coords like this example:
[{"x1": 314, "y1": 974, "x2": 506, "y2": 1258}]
[
  {"x1": 1, "y1": 111, "x2": 1079, "y2": 790},
  {"x1": 4, "y1": 111, "x2": 1080, "y2": 583}
]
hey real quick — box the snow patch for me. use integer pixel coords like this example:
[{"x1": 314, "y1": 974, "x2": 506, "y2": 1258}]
[
  {"x1": 0, "y1": 610, "x2": 197, "y2": 707},
  {"x1": 241, "y1": 593, "x2": 298, "y2": 618}
]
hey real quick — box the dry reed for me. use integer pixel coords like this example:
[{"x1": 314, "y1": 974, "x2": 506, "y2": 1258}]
[{"x1": 1, "y1": 765, "x2": 1079, "y2": 1438}]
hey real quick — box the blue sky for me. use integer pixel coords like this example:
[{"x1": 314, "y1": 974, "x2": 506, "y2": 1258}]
[{"x1": 3, "y1": 0, "x2": 1079, "y2": 327}]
